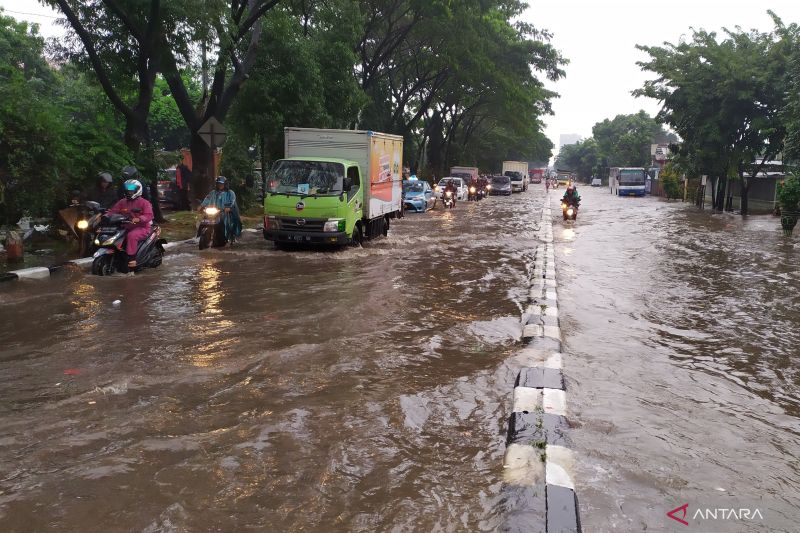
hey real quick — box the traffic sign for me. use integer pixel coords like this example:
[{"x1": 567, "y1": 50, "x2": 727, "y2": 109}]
[{"x1": 198, "y1": 117, "x2": 227, "y2": 148}]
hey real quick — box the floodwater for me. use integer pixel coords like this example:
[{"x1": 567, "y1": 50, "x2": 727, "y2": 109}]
[
  {"x1": 558, "y1": 187, "x2": 800, "y2": 531},
  {"x1": 0, "y1": 192, "x2": 542, "y2": 532},
  {"x1": 1, "y1": 185, "x2": 798, "y2": 532}
]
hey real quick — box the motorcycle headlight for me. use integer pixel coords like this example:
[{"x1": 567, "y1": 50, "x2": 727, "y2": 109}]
[
  {"x1": 324, "y1": 219, "x2": 345, "y2": 233},
  {"x1": 204, "y1": 207, "x2": 220, "y2": 216},
  {"x1": 469, "y1": 187, "x2": 476, "y2": 193},
  {"x1": 486, "y1": 185, "x2": 492, "y2": 190},
  {"x1": 446, "y1": 191, "x2": 452, "y2": 197},
  {"x1": 567, "y1": 208, "x2": 574, "y2": 215},
  {"x1": 94, "y1": 238, "x2": 100, "y2": 245},
  {"x1": 77, "y1": 220, "x2": 89, "y2": 230}
]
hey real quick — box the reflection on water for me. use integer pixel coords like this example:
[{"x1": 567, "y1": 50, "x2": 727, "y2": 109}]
[
  {"x1": 0, "y1": 190, "x2": 545, "y2": 531},
  {"x1": 557, "y1": 188, "x2": 800, "y2": 531}
]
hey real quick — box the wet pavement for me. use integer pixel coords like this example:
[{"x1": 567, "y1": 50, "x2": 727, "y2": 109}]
[{"x1": 0, "y1": 186, "x2": 798, "y2": 531}]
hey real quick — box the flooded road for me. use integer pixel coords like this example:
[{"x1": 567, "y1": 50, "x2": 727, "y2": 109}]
[
  {"x1": 2, "y1": 185, "x2": 798, "y2": 532},
  {"x1": 558, "y1": 187, "x2": 800, "y2": 531},
  {"x1": 0, "y1": 192, "x2": 543, "y2": 531}
]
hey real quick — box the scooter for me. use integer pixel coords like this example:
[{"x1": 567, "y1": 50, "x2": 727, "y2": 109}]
[
  {"x1": 75, "y1": 201, "x2": 105, "y2": 257},
  {"x1": 91, "y1": 209, "x2": 166, "y2": 275},
  {"x1": 197, "y1": 204, "x2": 231, "y2": 250},
  {"x1": 443, "y1": 190, "x2": 455, "y2": 209},
  {"x1": 561, "y1": 201, "x2": 578, "y2": 221}
]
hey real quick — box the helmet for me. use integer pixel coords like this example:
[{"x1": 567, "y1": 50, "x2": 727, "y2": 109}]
[
  {"x1": 567, "y1": 184, "x2": 575, "y2": 192},
  {"x1": 121, "y1": 166, "x2": 139, "y2": 181},
  {"x1": 123, "y1": 179, "x2": 143, "y2": 200},
  {"x1": 97, "y1": 171, "x2": 113, "y2": 184},
  {"x1": 215, "y1": 176, "x2": 227, "y2": 188}
]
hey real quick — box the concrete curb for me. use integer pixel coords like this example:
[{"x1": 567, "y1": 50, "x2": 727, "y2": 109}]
[
  {"x1": 504, "y1": 191, "x2": 581, "y2": 532},
  {"x1": 1, "y1": 236, "x2": 199, "y2": 283}
]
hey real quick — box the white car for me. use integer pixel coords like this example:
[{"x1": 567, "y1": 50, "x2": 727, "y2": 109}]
[
  {"x1": 435, "y1": 177, "x2": 469, "y2": 202},
  {"x1": 591, "y1": 177, "x2": 602, "y2": 187}
]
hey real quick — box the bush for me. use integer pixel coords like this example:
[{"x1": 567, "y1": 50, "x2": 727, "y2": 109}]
[
  {"x1": 660, "y1": 164, "x2": 683, "y2": 200},
  {"x1": 777, "y1": 173, "x2": 800, "y2": 213}
]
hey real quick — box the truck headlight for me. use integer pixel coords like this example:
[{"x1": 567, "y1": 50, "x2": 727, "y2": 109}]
[{"x1": 324, "y1": 219, "x2": 345, "y2": 232}]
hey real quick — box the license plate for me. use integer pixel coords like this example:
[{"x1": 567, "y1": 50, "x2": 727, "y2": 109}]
[
  {"x1": 629, "y1": 193, "x2": 636, "y2": 196},
  {"x1": 291, "y1": 235, "x2": 304, "y2": 241}
]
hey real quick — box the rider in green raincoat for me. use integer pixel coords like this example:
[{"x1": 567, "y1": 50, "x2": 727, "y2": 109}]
[{"x1": 201, "y1": 176, "x2": 242, "y2": 242}]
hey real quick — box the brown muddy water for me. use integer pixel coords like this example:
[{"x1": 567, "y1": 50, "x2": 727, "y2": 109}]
[
  {"x1": 1, "y1": 185, "x2": 798, "y2": 532},
  {"x1": 0, "y1": 192, "x2": 543, "y2": 532},
  {"x1": 557, "y1": 187, "x2": 800, "y2": 532}
]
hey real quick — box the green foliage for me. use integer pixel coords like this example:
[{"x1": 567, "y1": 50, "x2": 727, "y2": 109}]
[
  {"x1": 784, "y1": 54, "x2": 800, "y2": 164},
  {"x1": 555, "y1": 138, "x2": 600, "y2": 179},
  {"x1": 592, "y1": 111, "x2": 676, "y2": 168},
  {"x1": 635, "y1": 14, "x2": 798, "y2": 185},
  {"x1": 660, "y1": 164, "x2": 683, "y2": 200},
  {"x1": 0, "y1": 11, "x2": 131, "y2": 222},
  {"x1": 777, "y1": 174, "x2": 800, "y2": 212}
]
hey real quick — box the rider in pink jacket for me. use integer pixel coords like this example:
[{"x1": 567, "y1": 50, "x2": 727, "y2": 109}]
[{"x1": 108, "y1": 179, "x2": 153, "y2": 269}]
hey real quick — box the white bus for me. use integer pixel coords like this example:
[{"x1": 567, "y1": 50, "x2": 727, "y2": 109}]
[{"x1": 611, "y1": 167, "x2": 647, "y2": 197}]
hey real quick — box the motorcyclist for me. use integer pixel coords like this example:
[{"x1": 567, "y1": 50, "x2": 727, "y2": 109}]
[
  {"x1": 200, "y1": 176, "x2": 242, "y2": 243},
  {"x1": 444, "y1": 179, "x2": 458, "y2": 206},
  {"x1": 107, "y1": 179, "x2": 153, "y2": 272},
  {"x1": 478, "y1": 175, "x2": 488, "y2": 196},
  {"x1": 117, "y1": 166, "x2": 152, "y2": 203},
  {"x1": 562, "y1": 183, "x2": 581, "y2": 207},
  {"x1": 83, "y1": 172, "x2": 118, "y2": 209}
]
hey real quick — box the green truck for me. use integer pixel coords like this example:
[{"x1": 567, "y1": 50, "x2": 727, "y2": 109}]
[{"x1": 263, "y1": 128, "x2": 404, "y2": 247}]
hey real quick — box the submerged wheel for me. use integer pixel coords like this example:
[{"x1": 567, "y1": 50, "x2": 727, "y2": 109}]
[
  {"x1": 350, "y1": 224, "x2": 363, "y2": 247},
  {"x1": 198, "y1": 228, "x2": 211, "y2": 250},
  {"x1": 150, "y1": 249, "x2": 163, "y2": 267},
  {"x1": 91, "y1": 254, "x2": 114, "y2": 276}
]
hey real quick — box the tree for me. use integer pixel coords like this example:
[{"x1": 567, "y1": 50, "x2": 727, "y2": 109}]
[
  {"x1": 555, "y1": 139, "x2": 600, "y2": 180},
  {"x1": 635, "y1": 13, "x2": 798, "y2": 215},
  {"x1": 45, "y1": 0, "x2": 283, "y2": 203},
  {"x1": 0, "y1": 12, "x2": 62, "y2": 222},
  {"x1": 592, "y1": 111, "x2": 676, "y2": 168}
]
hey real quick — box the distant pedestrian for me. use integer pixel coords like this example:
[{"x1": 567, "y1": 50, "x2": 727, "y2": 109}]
[{"x1": 175, "y1": 162, "x2": 192, "y2": 211}]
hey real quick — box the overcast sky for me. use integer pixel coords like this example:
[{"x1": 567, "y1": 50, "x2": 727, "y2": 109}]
[
  {"x1": 2, "y1": 0, "x2": 799, "y2": 160},
  {"x1": 522, "y1": 0, "x2": 800, "y2": 156}
]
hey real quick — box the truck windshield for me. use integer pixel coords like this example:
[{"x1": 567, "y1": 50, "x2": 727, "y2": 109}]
[
  {"x1": 619, "y1": 169, "x2": 646, "y2": 185},
  {"x1": 267, "y1": 160, "x2": 345, "y2": 196}
]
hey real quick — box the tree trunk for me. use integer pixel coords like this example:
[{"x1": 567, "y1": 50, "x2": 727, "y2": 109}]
[
  {"x1": 740, "y1": 179, "x2": 750, "y2": 216},
  {"x1": 190, "y1": 134, "x2": 213, "y2": 208}
]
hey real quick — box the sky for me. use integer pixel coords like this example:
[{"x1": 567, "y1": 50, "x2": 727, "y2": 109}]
[
  {"x1": 521, "y1": 0, "x2": 800, "y2": 157},
  {"x1": 2, "y1": 0, "x2": 799, "y2": 161}
]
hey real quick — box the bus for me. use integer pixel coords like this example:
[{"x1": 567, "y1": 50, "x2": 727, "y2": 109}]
[{"x1": 611, "y1": 167, "x2": 647, "y2": 197}]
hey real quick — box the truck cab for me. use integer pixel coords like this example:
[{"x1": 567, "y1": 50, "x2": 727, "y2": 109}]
[{"x1": 263, "y1": 157, "x2": 363, "y2": 246}]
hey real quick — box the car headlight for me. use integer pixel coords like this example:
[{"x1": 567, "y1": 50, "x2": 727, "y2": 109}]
[
  {"x1": 77, "y1": 219, "x2": 89, "y2": 230},
  {"x1": 324, "y1": 219, "x2": 345, "y2": 232},
  {"x1": 204, "y1": 207, "x2": 220, "y2": 216},
  {"x1": 265, "y1": 215, "x2": 279, "y2": 230}
]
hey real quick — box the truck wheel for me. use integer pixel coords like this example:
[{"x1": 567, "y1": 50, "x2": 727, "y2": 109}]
[{"x1": 351, "y1": 224, "x2": 363, "y2": 247}]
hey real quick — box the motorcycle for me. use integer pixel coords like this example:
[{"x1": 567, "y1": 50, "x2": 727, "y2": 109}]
[
  {"x1": 443, "y1": 190, "x2": 455, "y2": 209},
  {"x1": 75, "y1": 201, "x2": 106, "y2": 257},
  {"x1": 468, "y1": 185, "x2": 478, "y2": 201},
  {"x1": 91, "y1": 209, "x2": 166, "y2": 275},
  {"x1": 561, "y1": 201, "x2": 578, "y2": 221},
  {"x1": 197, "y1": 204, "x2": 232, "y2": 250}
]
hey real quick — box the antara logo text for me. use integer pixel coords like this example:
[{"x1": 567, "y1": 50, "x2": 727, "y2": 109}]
[{"x1": 667, "y1": 503, "x2": 764, "y2": 526}]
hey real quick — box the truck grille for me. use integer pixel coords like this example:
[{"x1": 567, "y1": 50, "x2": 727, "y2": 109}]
[{"x1": 280, "y1": 217, "x2": 326, "y2": 231}]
